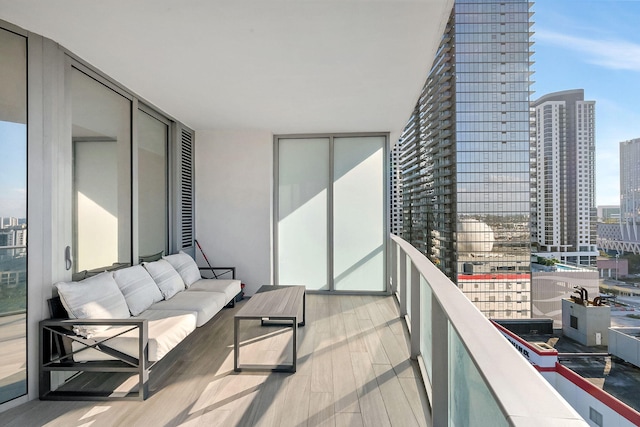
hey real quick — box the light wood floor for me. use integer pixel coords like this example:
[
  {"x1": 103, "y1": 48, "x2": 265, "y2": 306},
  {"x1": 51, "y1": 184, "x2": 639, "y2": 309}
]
[{"x1": 2, "y1": 294, "x2": 431, "y2": 427}]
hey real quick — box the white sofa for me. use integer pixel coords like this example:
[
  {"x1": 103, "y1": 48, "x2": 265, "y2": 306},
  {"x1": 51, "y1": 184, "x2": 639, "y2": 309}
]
[{"x1": 39, "y1": 252, "x2": 241, "y2": 400}]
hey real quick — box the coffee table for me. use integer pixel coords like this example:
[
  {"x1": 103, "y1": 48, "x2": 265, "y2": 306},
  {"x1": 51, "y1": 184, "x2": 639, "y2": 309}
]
[{"x1": 234, "y1": 285, "x2": 306, "y2": 372}]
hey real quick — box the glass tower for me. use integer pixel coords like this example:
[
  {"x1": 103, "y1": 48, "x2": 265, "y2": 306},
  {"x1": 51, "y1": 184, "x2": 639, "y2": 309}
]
[
  {"x1": 620, "y1": 138, "x2": 640, "y2": 239},
  {"x1": 399, "y1": 0, "x2": 534, "y2": 318}
]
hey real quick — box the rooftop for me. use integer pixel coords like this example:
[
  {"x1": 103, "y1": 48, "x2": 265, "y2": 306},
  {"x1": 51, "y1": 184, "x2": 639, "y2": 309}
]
[{"x1": 517, "y1": 318, "x2": 640, "y2": 415}]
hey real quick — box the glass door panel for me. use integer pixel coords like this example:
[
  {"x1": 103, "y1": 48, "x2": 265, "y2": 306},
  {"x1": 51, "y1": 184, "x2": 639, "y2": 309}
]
[
  {"x1": 137, "y1": 110, "x2": 168, "y2": 260},
  {"x1": 0, "y1": 27, "x2": 27, "y2": 403},
  {"x1": 71, "y1": 69, "x2": 131, "y2": 273},
  {"x1": 333, "y1": 136, "x2": 386, "y2": 291},
  {"x1": 277, "y1": 138, "x2": 329, "y2": 290}
]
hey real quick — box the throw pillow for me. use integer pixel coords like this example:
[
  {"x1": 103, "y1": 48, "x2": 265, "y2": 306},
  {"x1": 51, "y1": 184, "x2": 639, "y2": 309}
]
[
  {"x1": 163, "y1": 251, "x2": 202, "y2": 288},
  {"x1": 113, "y1": 265, "x2": 164, "y2": 316},
  {"x1": 143, "y1": 259, "x2": 185, "y2": 299},
  {"x1": 55, "y1": 271, "x2": 130, "y2": 337}
]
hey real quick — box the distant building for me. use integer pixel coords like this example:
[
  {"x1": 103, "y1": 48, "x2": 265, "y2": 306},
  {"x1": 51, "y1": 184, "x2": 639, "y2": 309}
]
[
  {"x1": 598, "y1": 205, "x2": 620, "y2": 223},
  {"x1": 620, "y1": 138, "x2": 640, "y2": 248},
  {"x1": 0, "y1": 217, "x2": 19, "y2": 229},
  {"x1": 14, "y1": 229, "x2": 27, "y2": 246},
  {"x1": 598, "y1": 139, "x2": 640, "y2": 254},
  {"x1": 531, "y1": 261, "x2": 599, "y2": 328},
  {"x1": 0, "y1": 228, "x2": 27, "y2": 247},
  {"x1": 597, "y1": 256, "x2": 629, "y2": 279},
  {"x1": 532, "y1": 89, "x2": 597, "y2": 266}
]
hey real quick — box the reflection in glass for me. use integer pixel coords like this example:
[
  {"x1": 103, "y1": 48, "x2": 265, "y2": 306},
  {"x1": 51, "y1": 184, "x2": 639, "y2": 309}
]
[
  {"x1": 138, "y1": 110, "x2": 168, "y2": 259},
  {"x1": 72, "y1": 68, "x2": 131, "y2": 273},
  {"x1": 0, "y1": 27, "x2": 27, "y2": 403},
  {"x1": 420, "y1": 277, "x2": 433, "y2": 383}
]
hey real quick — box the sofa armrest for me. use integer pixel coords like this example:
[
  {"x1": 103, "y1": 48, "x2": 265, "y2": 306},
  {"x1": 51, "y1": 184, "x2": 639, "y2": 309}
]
[
  {"x1": 40, "y1": 317, "x2": 151, "y2": 400},
  {"x1": 40, "y1": 318, "x2": 149, "y2": 366},
  {"x1": 199, "y1": 266, "x2": 235, "y2": 279}
]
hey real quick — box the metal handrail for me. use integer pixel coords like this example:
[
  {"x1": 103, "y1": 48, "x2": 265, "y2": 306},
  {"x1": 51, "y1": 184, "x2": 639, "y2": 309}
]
[{"x1": 390, "y1": 234, "x2": 586, "y2": 425}]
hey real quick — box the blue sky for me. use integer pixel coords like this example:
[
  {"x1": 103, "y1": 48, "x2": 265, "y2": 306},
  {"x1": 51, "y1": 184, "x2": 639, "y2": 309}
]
[
  {"x1": 0, "y1": 121, "x2": 26, "y2": 218},
  {"x1": 533, "y1": 0, "x2": 640, "y2": 205}
]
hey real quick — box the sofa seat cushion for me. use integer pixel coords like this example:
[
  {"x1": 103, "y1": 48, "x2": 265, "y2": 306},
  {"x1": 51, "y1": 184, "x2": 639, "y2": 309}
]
[
  {"x1": 149, "y1": 291, "x2": 226, "y2": 327},
  {"x1": 187, "y1": 279, "x2": 241, "y2": 304},
  {"x1": 72, "y1": 309, "x2": 197, "y2": 362}
]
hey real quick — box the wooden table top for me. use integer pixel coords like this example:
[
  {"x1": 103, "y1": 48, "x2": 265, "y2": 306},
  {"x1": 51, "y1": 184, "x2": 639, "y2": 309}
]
[{"x1": 235, "y1": 285, "x2": 305, "y2": 319}]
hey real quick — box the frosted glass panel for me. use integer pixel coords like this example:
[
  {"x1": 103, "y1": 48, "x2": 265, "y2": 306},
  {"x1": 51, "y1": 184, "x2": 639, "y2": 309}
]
[
  {"x1": 406, "y1": 256, "x2": 412, "y2": 318},
  {"x1": 278, "y1": 138, "x2": 329, "y2": 290},
  {"x1": 449, "y1": 325, "x2": 508, "y2": 427},
  {"x1": 420, "y1": 276, "x2": 433, "y2": 383},
  {"x1": 334, "y1": 136, "x2": 385, "y2": 291}
]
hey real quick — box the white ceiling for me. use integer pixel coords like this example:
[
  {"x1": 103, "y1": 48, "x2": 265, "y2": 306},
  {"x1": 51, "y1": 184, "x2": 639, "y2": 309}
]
[{"x1": 0, "y1": 0, "x2": 452, "y2": 138}]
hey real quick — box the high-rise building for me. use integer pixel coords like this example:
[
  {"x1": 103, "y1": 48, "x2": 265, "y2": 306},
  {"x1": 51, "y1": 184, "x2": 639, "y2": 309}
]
[
  {"x1": 390, "y1": 140, "x2": 404, "y2": 236},
  {"x1": 532, "y1": 89, "x2": 597, "y2": 266},
  {"x1": 399, "y1": 0, "x2": 534, "y2": 318},
  {"x1": 619, "y1": 138, "x2": 640, "y2": 243},
  {"x1": 598, "y1": 138, "x2": 640, "y2": 254}
]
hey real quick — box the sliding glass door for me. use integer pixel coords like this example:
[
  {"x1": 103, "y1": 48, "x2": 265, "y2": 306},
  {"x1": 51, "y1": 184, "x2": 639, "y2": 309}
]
[
  {"x1": 71, "y1": 68, "x2": 132, "y2": 274},
  {"x1": 333, "y1": 136, "x2": 386, "y2": 291},
  {"x1": 276, "y1": 135, "x2": 387, "y2": 292},
  {"x1": 0, "y1": 27, "x2": 27, "y2": 404},
  {"x1": 277, "y1": 138, "x2": 330, "y2": 291},
  {"x1": 137, "y1": 108, "x2": 169, "y2": 260}
]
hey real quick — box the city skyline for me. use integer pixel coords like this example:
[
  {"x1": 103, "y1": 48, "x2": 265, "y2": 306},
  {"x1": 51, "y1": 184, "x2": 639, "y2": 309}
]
[{"x1": 534, "y1": 0, "x2": 640, "y2": 206}]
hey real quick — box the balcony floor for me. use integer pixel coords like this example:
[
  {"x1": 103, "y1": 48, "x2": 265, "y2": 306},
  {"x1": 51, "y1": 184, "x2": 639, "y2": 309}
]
[{"x1": 3, "y1": 294, "x2": 430, "y2": 426}]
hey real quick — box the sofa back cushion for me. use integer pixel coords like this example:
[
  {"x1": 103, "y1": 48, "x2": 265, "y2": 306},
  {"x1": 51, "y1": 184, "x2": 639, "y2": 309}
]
[
  {"x1": 55, "y1": 272, "x2": 130, "y2": 337},
  {"x1": 143, "y1": 259, "x2": 185, "y2": 299},
  {"x1": 113, "y1": 265, "x2": 164, "y2": 316},
  {"x1": 163, "y1": 251, "x2": 201, "y2": 287}
]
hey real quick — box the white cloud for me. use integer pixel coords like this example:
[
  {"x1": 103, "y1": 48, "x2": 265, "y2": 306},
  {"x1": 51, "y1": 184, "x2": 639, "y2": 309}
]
[{"x1": 536, "y1": 29, "x2": 640, "y2": 72}]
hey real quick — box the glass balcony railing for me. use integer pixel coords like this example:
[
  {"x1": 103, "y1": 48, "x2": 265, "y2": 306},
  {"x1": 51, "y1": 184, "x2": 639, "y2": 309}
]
[{"x1": 390, "y1": 234, "x2": 587, "y2": 426}]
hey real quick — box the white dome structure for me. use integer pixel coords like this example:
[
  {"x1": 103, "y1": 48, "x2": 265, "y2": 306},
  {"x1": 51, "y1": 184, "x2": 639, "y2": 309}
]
[{"x1": 457, "y1": 219, "x2": 495, "y2": 253}]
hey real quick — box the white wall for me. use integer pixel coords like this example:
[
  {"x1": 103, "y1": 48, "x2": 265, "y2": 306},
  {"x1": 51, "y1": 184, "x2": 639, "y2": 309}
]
[
  {"x1": 552, "y1": 372, "x2": 637, "y2": 427},
  {"x1": 610, "y1": 328, "x2": 640, "y2": 368},
  {"x1": 195, "y1": 130, "x2": 272, "y2": 295}
]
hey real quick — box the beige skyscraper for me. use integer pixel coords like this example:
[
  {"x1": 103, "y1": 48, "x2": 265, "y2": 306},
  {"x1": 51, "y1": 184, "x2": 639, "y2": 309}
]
[{"x1": 532, "y1": 89, "x2": 597, "y2": 266}]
